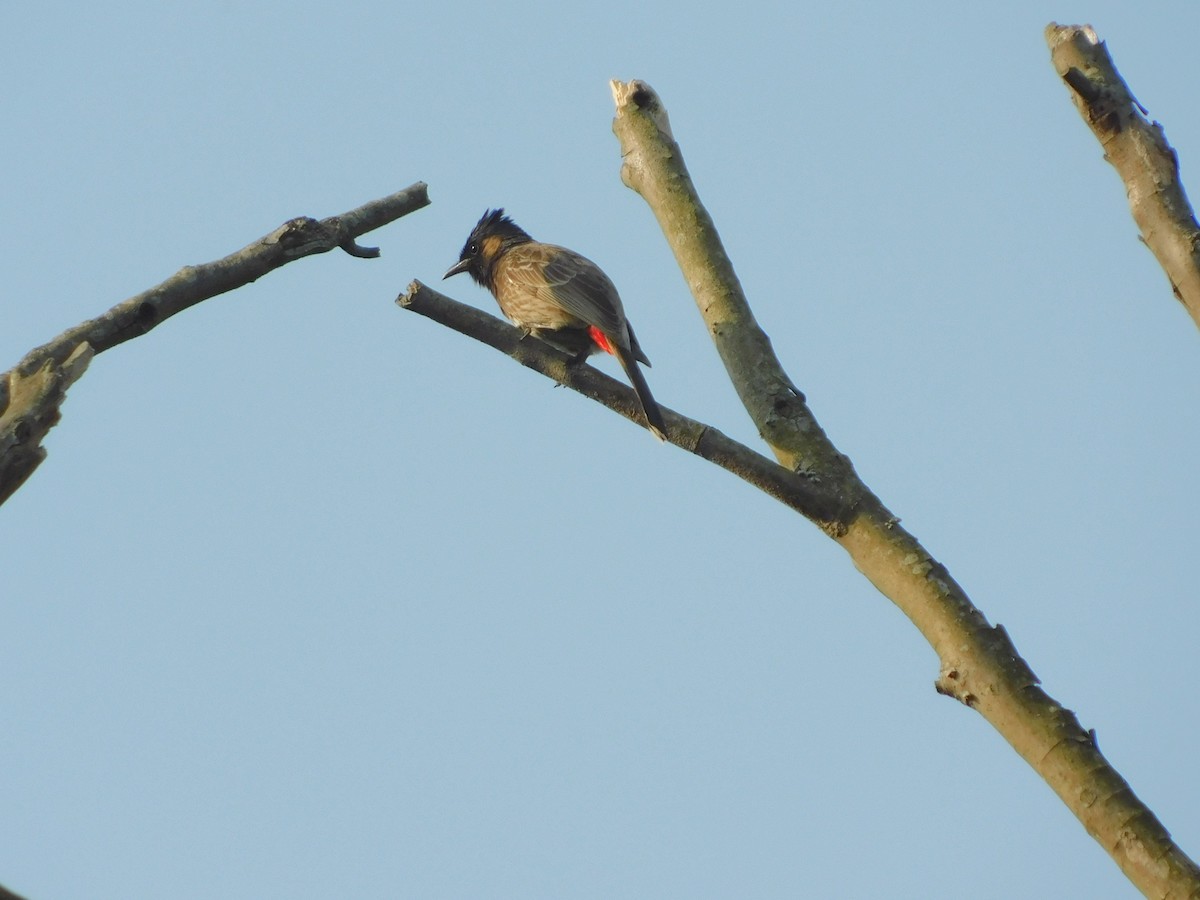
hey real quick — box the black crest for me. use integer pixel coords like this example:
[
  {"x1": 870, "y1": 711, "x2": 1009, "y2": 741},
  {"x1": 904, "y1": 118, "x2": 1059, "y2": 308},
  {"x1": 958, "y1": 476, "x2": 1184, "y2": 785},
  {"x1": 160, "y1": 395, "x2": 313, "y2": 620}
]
[
  {"x1": 445, "y1": 208, "x2": 534, "y2": 286},
  {"x1": 466, "y1": 208, "x2": 532, "y2": 248}
]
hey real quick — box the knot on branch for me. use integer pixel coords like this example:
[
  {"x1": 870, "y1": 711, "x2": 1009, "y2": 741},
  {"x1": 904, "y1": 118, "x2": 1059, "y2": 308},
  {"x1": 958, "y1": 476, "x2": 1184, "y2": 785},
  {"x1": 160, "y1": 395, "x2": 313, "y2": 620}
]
[
  {"x1": 1062, "y1": 67, "x2": 1124, "y2": 134},
  {"x1": 0, "y1": 342, "x2": 94, "y2": 504},
  {"x1": 268, "y1": 216, "x2": 382, "y2": 260},
  {"x1": 935, "y1": 666, "x2": 978, "y2": 708}
]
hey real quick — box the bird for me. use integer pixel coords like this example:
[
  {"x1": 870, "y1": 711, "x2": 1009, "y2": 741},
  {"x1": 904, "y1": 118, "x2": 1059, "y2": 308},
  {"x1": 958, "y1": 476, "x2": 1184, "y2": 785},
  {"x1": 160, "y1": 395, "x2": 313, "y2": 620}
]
[{"x1": 444, "y1": 208, "x2": 667, "y2": 440}]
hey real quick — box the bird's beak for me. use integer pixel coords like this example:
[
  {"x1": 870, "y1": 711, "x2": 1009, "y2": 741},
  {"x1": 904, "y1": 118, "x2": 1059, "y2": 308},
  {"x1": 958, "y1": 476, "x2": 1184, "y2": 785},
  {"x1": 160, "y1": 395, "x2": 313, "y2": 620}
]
[{"x1": 443, "y1": 258, "x2": 471, "y2": 280}]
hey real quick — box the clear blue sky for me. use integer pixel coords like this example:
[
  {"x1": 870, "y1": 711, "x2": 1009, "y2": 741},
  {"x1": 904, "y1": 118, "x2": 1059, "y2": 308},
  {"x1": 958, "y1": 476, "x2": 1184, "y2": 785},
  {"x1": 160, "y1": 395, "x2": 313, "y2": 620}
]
[{"x1": 3, "y1": 3, "x2": 1198, "y2": 898}]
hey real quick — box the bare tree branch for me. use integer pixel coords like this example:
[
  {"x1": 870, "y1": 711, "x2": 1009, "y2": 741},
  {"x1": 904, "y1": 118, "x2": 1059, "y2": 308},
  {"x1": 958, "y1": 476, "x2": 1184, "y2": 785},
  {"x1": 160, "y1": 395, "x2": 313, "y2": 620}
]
[
  {"x1": 1047, "y1": 23, "x2": 1200, "y2": 331},
  {"x1": 398, "y1": 280, "x2": 848, "y2": 528},
  {"x1": 608, "y1": 78, "x2": 1199, "y2": 897},
  {"x1": 0, "y1": 182, "x2": 430, "y2": 507}
]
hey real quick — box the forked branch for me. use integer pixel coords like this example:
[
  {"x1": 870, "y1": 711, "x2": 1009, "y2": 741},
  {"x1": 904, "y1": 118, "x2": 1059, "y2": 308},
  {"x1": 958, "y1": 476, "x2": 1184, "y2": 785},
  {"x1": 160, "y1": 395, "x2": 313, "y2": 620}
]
[
  {"x1": 608, "y1": 77, "x2": 1199, "y2": 898},
  {"x1": 399, "y1": 280, "x2": 847, "y2": 528}
]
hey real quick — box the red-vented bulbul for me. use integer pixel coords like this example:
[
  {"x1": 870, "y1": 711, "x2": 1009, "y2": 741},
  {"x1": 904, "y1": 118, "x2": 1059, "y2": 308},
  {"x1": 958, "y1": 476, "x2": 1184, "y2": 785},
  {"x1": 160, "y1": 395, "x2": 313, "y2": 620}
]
[{"x1": 444, "y1": 209, "x2": 667, "y2": 440}]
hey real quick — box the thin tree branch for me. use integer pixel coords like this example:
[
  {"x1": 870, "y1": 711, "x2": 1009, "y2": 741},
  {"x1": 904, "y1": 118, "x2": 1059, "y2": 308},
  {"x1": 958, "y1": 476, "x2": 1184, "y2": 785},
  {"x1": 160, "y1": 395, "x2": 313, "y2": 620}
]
[
  {"x1": 609, "y1": 78, "x2": 1199, "y2": 897},
  {"x1": 0, "y1": 182, "x2": 430, "y2": 507},
  {"x1": 1047, "y1": 23, "x2": 1200, "y2": 331},
  {"x1": 398, "y1": 280, "x2": 848, "y2": 529}
]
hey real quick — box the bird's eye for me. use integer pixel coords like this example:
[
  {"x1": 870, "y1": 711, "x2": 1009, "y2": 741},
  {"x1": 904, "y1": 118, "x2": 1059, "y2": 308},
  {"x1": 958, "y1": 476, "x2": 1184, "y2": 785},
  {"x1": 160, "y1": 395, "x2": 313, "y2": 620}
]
[{"x1": 468, "y1": 242, "x2": 478, "y2": 255}]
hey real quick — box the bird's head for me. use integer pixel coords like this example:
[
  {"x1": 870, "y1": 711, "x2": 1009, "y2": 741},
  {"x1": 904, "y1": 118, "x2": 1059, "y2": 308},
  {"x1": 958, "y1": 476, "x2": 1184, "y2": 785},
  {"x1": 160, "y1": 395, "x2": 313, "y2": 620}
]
[{"x1": 443, "y1": 208, "x2": 533, "y2": 286}]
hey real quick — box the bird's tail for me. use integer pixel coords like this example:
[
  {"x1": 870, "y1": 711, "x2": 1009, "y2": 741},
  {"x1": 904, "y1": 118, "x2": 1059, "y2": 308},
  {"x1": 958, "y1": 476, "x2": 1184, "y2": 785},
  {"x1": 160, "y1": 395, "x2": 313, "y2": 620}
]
[{"x1": 613, "y1": 343, "x2": 667, "y2": 441}]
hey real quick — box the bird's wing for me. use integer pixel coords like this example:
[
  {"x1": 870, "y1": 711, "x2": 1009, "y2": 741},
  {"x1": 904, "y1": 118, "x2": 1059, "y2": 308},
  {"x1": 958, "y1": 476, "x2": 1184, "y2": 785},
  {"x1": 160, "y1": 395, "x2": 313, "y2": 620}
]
[{"x1": 532, "y1": 244, "x2": 626, "y2": 336}]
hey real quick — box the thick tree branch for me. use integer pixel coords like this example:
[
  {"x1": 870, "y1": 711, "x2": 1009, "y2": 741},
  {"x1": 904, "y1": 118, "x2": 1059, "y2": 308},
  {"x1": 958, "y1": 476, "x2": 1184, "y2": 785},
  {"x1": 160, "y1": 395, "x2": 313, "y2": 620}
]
[
  {"x1": 1047, "y1": 23, "x2": 1200, "y2": 331},
  {"x1": 398, "y1": 281, "x2": 847, "y2": 528},
  {"x1": 610, "y1": 79, "x2": 1199, "y2": 897},
  {"x1": 0, "y1": 182, "x2": 430, "y2": 507}
]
